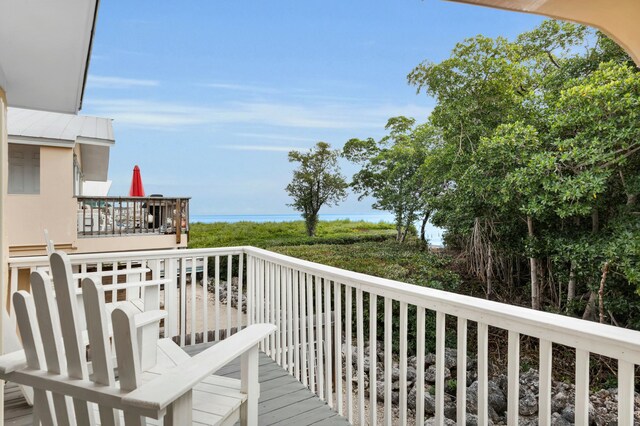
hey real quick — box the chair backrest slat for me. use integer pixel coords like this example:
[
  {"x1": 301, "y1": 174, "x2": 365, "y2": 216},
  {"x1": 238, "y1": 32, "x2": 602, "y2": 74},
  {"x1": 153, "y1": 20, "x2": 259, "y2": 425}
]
[
  {"x1": 83, "y1": 277, "x2": 121, "y2": 426},
  {"x1": 31, "y1": 270, "x2": 76, "y2": 425},
  {"x1": 49, "y1": 252, "x2": 96, "y2": 425},
  {"x1": 13, "y1": 290, "x2": 56, "y2": 425},
  {"x1": 30, "y1": 271, "x2": 66, "y2": 373},
  {"x1": 112, "y1": 304, "x2": 146, "y2": 426}
]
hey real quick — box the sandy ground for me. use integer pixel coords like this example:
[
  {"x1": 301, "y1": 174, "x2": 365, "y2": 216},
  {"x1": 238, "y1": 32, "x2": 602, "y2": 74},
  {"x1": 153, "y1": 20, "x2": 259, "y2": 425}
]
[{"x1": 160, "y1": 282, "x2": 247, "y2": 338}]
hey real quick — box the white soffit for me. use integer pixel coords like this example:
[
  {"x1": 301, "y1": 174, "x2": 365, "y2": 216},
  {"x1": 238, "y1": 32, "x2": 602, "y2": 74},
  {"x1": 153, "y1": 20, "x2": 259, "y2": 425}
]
[
  {"x1": 447, "y1": 0, "x2": 640, "y2": 66},
  {"x1": 0, "y1": 0, "x2": 99, "y2": 113}
]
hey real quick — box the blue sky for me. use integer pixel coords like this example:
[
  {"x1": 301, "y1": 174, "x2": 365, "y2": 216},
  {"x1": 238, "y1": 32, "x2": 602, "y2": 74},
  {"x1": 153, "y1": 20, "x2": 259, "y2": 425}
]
[{"x1": 82, "y1": 0, "x2": 543, "y2": 215}]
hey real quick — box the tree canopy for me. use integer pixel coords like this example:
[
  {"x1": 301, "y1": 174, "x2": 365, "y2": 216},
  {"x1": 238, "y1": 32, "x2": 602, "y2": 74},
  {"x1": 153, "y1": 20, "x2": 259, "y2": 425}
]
[
  {"x1": 405, "y1": 20, "x2": 640, "y2": 319},
  {"x1": 344, "y1": 20, "x2": 640, "y2": 323},
  {"x1": 343, "y1": 117, "x2": 442, "y2": 243},
  {"x1": 286, "y1": 142, "x2": 348, "y2": 237}
]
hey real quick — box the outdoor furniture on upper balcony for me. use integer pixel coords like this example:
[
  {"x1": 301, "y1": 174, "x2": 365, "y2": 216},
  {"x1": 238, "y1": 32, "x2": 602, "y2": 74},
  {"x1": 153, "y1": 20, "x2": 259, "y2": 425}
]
[
  {"x1": 77, "y1": 196, "x2": 190, "y2": 241},
  {"x1": 6, "y1": 246, "x2": 640, "y2": 425}
]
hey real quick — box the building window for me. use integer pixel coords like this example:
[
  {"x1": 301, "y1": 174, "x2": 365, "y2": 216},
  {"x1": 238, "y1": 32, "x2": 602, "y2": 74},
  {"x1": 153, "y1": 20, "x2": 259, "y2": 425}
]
[{"x1": 8, "y1": 144, "x2": 40, "y2": 194}]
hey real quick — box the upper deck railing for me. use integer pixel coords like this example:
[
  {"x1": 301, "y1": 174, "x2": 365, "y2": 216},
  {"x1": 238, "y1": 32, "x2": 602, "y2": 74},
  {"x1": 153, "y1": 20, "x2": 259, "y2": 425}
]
[
  {"x1": 8, "y1": 246, "x2": 640, "y2": 424},
  {"x1": 76, "y1": 196, "x2": 190, "y2": 240}
]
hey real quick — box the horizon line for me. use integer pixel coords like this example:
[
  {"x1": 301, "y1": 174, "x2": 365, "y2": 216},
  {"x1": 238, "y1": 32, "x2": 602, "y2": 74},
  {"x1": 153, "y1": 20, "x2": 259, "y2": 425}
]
[{"x1": 190, "y1": 212, "x2": 394, "y2": 216}]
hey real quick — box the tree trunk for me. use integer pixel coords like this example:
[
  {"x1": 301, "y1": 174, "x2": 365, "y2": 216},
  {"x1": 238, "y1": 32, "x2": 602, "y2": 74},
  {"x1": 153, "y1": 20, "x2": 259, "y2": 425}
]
[
  {"x1": 395, "y1": 218, "x2": 403, "y2": 242},
  {"x1": 304, "y1": 211, "x2": 319, "y2": 236},
  {"x1": 567, "y1": 261, "x2": 577, "y2": 303},
  {"x1": 395, "y1": 210, "x2": 403, "y2": 242},
  {"x1": 598, "y1": 262, "x2": 609, "y2": 324},
  {"x1": 620, "y1": 171, "x2": 637, "y2": 206},
  {"x1": 527, "y1": 216, "x2": 540, "y2": 310},
  {"x1": 486, "y1": 247, "x2": 493, "y2": 300},
  {"x1": 582, "y1": 291, "x2": 597, "y2": 321},
  {"x1": 420, "y1": 211, "x2": 431, "y2": 244},
  {"x1": 400, "y1": 217, "x2": 412, "y2": 243},
  {"x1": 581, "y1": 209, "x2": 602, "y2": 319}
]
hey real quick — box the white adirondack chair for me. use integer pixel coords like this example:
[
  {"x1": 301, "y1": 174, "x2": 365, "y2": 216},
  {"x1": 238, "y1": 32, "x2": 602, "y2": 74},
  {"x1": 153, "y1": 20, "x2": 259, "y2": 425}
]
[
  {"x1": 0, "y1": 252, "x2": 276, "y2": 425},
  {"x1": 6, "y1": 236, "x2": 166, "y2": 407}
]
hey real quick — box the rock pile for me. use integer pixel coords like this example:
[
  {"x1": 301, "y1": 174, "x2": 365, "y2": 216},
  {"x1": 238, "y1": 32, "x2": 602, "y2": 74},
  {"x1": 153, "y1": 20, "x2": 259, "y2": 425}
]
[
  {"x1": 344, "y1": 344, "x2": 640, "y2": 425},
  {"x1": 207, "y1": 277, "x2": 247, "y2": 313}
]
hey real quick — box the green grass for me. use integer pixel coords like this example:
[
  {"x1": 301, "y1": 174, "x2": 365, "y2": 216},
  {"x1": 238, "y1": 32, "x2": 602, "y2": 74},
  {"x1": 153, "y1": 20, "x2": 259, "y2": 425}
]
[
  {"x1": 272, "y1": 239, "x2": 460, "y2": 291},
  {"x1": 188, "y1": 219, "x2": 397, "y2": 249},
  {"x1": 189, "y1": 219, "x2": 458, "y2": 290}
]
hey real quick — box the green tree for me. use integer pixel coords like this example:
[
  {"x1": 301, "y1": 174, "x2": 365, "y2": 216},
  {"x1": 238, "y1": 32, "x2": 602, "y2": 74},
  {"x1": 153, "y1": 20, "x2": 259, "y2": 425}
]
[
  {"x1": 344, "y1": 117, "x2": 440, "y2": 243},
  {"x1": 406, "y1": 20, "x2": 640, "y2": 318},
  {"x1": 286, "y1": 142, "x2": 348, "y2": 237}
]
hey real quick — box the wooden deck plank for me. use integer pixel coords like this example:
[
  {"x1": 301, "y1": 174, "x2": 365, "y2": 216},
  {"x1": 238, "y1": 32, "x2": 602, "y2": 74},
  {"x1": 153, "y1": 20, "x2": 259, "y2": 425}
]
[
  {"x1": 292, "y1": 405, "x2": 351, "y2": 425},
  {"x1": 4, "y1": 345, "x2": 349, "y2": 426},
  {"x1": 258, "y1": 394, "x2": 341, "y2": 425}
]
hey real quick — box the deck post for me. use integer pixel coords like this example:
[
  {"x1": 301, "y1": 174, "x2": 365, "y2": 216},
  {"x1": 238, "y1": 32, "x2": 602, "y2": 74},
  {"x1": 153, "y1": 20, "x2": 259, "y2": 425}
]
[
  {"x1": 241, "y1": 345, "x2": 260, "y2": 426},
  {"x1": 165, "y1": 391, "x2": 193, "y2": 426},
  {"x1": 175, "y1": 199, "x2": 182, "y2": 244},
  {"x1": 165, "y1": 258, "x2": 179, "y2": 337},
  {"x1": 0, "y1": 83, "x2": 7, "y2": 426}
]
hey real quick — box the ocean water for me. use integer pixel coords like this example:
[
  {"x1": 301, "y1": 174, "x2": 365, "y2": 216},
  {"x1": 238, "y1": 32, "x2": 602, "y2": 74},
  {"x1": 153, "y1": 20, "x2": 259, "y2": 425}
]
[{"x1": 191, "y1": 213, "x2": 444, "y2": 245}]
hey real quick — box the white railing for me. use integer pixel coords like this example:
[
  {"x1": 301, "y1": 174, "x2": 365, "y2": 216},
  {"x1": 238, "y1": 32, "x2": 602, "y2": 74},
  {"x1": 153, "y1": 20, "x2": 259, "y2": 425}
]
[
  {"x1": 8, "y1": 247, "x2": 246, "y2": 346},
  {"x1": 8, "y1": 246, "x2": 640, "y2": 425}
]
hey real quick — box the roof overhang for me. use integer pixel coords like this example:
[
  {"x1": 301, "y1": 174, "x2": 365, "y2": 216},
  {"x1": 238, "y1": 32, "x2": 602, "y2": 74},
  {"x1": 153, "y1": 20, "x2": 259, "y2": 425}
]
[
  {"x1": 7, "y1": 107, "x2": 114, "y2": 181},
  {"x1": 7, "y1": 136, "x2": 112, "y2": 182},
  {"x1": 447, "y1": 0, "x2": 640, "y2": 66},
  {"x1": 78, "y1": 139, "x2": 112, "y2": 181},
  {"x1": 0, "y1": 0, "x2": 99, "y2": 113}
]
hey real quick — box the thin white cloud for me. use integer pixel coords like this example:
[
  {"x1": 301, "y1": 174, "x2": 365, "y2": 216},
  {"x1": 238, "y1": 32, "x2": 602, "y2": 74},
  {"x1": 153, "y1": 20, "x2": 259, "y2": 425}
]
[
  {"x1": 84, "y1": 99, "x2": 206, "y2": 128},
  {"x1": 84, "y1": 98, "x2": 432, "y2": 130},
  {"x1": 235, "y1": 132, "x2": 317, "y2": 142},
  {"x1": 217, "y1": 144, "x2": 305, "y2": 152},
  {"x1": 87, "y1": 75, "x2": 160, "y2": 89},
  {"x1": 111, "y1": 48, "x2": 156, "y2": 57},
  {"x1": 203, "y1": 83, "x2": 279, "y2": 94}
]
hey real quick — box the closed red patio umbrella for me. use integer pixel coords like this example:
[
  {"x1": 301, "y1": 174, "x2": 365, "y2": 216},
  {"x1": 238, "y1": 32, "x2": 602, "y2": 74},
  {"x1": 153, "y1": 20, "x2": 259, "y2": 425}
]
[{"x1": 128, "y1": 165, "x2": 145, "y2": 197}]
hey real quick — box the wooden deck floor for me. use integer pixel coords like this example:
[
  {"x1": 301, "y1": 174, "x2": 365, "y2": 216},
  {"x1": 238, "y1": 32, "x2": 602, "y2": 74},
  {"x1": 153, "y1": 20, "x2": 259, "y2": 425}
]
[{"x1": 4, "y1": 342, "x2": 350, "y2": 425}]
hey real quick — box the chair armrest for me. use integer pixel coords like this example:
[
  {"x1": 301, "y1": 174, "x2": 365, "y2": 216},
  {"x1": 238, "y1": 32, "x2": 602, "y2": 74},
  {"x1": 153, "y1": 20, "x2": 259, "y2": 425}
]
[
  {"x1": 122, "y1": 324, "x2": 276, "y2": 413},
  {"x1": 134, "y1": 310, "x2": 167, "y2": 328},
  {"x1": 0, "y1": 350, "x2": 27, "y2": 375}
]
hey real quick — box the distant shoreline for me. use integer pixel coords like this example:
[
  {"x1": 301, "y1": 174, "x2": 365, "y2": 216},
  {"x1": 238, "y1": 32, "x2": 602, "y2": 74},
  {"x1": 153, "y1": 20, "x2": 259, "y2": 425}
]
[
  {"x1": 190, "y1": 213, "x2": 444, "y2": 246},
  {"x1": 191, "y1": 213, "x2": 396, "y2": 222}
]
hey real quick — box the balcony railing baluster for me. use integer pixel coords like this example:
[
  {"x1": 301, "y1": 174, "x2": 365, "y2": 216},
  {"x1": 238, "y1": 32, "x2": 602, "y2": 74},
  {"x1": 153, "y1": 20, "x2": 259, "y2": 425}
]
[
  {"x1": 202, "y1": 256, "x2": 209, "y2": 343},
  {"x1": 76, "y1": 196, "x2": 190, "y2": 238}
]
